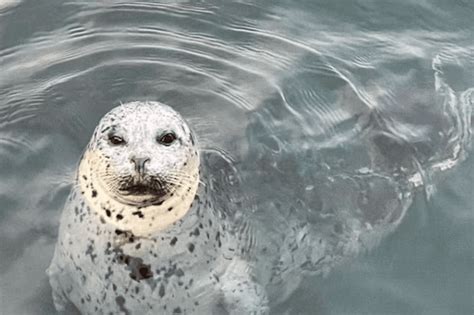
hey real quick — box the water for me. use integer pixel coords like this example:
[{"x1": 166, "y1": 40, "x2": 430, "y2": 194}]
[{"x1": 0, "y1": 0, "x2": 473, "y2": 314}]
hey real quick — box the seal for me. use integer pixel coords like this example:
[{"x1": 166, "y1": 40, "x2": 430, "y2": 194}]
[
  {"x1": 47, "y1": 101, "x2": 412, "y2": 315},
  {"x1": 47, "y1": 101, "x2": 269, "y2": 314}
]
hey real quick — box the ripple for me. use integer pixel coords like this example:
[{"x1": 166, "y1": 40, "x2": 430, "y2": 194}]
[
  {"x1": 1, "y1": 1, "x2": 473, "y2": 314},
  {"x1": 0, "y1": 4, "x2": 299, "y2": 122},
  {"x1": 0, "y1": 0, "x2": 21, "y2": 12}
]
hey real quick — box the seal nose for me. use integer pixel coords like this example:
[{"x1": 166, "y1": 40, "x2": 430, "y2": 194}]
[{"x1": 131, "y1": 157, "x2": 150, "y2": 176}]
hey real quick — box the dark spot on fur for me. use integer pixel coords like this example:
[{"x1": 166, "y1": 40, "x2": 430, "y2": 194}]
[
  {"x1": 160, "y1": 264, "x2": 185, "y2": 280},
  {"x1": 115, "y1": 296, "x2": 130, "y2": 315},
  {"x1": 190, "y1": 227, "x2": 200, "y2": 237},
  {"x1": 85, "y1": 241, "x2": 97, "y2": 262},
  {"x1": 170, "y1": 237, "x2": 177, "y2": 246},
  {"x1": 119, "y1": 255, "x2": 129, "y2": 264},
  {"x1": 159, "y1": 283, "x2": 165, "y2": 297},
  {"x1": 116, "y1": 250, "x2": 153, "y2": 281},
  {"x1": 176, "y1": 268, "x2": 184, "y2": 277},
  {"x1": 104, "y1": 266, "x2": 113, "y2": 280},
  {"x1": 139, "y1": 266, "x2": 152, "y2": 278},
  {"x1": 106, "y1": 210, "x2": 111, "y2": 217},
  {"x1": 173, "y1": 307, "x2": 182, "y2": 314},
  {"x1": 91, "y1": 190, "x2": 97, "y2": 198},
  {"x1": 167, "y1": 207, "x2": 173, "y2": 212},
  {"x1": 116, "y1": 214, "x2": 123, "y2": 221},
  {"x1": 132, "y1": 211, "x2": 144, "y2": 218},
  {"x1": 215, "y1": 231, "x2": 221, "y2": 247},
  {"x1": 187, "y1": 243, "x2": 195, "y2": 253}
]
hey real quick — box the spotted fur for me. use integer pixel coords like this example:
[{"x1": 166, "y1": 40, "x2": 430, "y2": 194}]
[{"x1": 47, "y1": 102, "x2": 268, "y2": 314}]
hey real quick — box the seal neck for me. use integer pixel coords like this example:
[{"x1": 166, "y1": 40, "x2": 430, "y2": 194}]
[{"x1": 78, "y1": 150, "x2": 200, "y2": 237}]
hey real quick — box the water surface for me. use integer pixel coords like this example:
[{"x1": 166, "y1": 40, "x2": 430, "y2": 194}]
[{"x1": 0, "y1": 1, "x2": 473, "y2": 314}]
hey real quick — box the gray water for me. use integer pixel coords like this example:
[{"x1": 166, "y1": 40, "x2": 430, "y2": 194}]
[{"x1": 0, "y1": 0, "x2": 473, "y2": 314}]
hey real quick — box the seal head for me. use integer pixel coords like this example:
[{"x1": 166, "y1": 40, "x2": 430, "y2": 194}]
[{"x1": 79, "y1": 101, "x2": 200, "y2": 236}]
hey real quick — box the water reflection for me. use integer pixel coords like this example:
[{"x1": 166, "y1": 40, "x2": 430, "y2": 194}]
[{"x1": 0, "y1": 0, "x2": 473, "y2": 314}]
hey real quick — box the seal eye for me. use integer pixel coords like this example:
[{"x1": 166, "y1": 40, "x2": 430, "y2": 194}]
[
  {"x1": 109, "y1": 135, "x2": 126, "y2": 146},
  {"x1": 158, "y1": 132, "x2": 177, "y2": 146}
]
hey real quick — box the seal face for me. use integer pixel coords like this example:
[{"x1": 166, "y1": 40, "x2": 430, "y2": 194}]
[{"x1": 79, "y1": 102, "x2": 200, "y2": 236}]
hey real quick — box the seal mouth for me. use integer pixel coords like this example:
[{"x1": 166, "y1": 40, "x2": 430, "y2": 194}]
[
  {"x1": 116, "y1": 175, "x2": 173, "y2": 201},
  {"x1": 119, "y1": 184, "x2": 167, "y2": 197}
]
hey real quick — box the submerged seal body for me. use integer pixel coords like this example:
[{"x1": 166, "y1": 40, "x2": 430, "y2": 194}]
[{"x1": 48, "y1": 102, "x2": 268, "y2": 314}]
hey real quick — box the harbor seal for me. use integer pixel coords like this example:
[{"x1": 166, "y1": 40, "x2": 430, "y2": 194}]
[
  {"x1": 47, "y1": 100, "x2": 416, "y2": 315},
  {"x1": 47, "y1": 101, "x2": 269, "y2": 314}
]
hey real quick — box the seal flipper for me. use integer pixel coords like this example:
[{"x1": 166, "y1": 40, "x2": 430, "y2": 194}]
[
  {"x1": 218, "y1": 259, "x2": 269, "y2": 315},
  {"x1": 46, "y1": 263, "x2": 69, "y2": 312},
  {"x1": 47, "y1": 250, "x2": 82, "y2": 314}
]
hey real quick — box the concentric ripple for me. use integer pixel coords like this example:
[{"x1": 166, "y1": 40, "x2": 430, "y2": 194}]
[{"x1": 0, "y1": 0, "x2": 473, "y2": 314}]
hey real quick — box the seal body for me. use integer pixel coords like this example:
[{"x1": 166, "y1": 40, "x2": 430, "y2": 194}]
[
  {"x1": 48, "y1": 101, "x2": 412, "y2": 314},
  {"x1": 48, "y1": 102, "x2": 268, "y2": 314},
  {"x1": 48, "y1": 181, "x2": 262, "y2": 314}
]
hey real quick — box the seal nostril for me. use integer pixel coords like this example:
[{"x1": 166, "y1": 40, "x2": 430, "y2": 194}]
[{"x1": 131, "y1": 157, "x2": 150, "y2": 175}]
